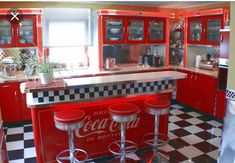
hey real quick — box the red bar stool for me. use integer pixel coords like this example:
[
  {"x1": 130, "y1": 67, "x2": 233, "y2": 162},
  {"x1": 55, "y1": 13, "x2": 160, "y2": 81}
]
[
  {"x1": 142, "y1": 95, "x2": 171, "y2": 162},
  {"x1": 108, "y1": 103, "x2": 140, "y2": 163},
  {"x1": 54, "y1": 109, "x2": 88, "y2": 163}
]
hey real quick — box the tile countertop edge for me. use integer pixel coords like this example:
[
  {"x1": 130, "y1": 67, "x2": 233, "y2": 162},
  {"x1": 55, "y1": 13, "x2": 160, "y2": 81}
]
[
  {"x1": 1, "y1": 66, "x2": 217, "y2": 84},
  {"x1": 21, "y1": 71, "x2": 187, "y2": 93}
]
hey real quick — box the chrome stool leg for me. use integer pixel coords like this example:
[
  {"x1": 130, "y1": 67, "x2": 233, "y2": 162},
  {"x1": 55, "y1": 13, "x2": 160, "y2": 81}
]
[{"x1": 120, "y1": 122, "x2": 126, "y2": 163}]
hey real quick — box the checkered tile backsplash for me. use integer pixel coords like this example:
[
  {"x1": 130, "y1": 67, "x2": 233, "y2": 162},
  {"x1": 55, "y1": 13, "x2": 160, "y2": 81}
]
[
  {"x1": 226, "y1": 89, "x2": 235, "y2": 101},
  {"x1": 29, "y1": 80, "x2": 173, "y2": 104}
]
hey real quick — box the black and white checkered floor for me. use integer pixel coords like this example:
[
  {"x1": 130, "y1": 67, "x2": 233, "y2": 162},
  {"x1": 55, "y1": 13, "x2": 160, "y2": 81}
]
[{"x1": 4, "y1": 103, "x2": 223, "y2": 163}]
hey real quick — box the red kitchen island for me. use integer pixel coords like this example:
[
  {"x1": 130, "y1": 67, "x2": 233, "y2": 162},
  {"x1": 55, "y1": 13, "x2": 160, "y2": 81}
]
[{"x1": 21, "y1": 71, "x2": 186, "y2": 163}]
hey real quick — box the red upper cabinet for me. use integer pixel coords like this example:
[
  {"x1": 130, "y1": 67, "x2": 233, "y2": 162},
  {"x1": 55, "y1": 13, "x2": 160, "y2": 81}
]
[
  {"x1": 0, "y1": 15, "x2": 37, "y2": 48},
  {"x1": 126, "y1": 17, "x2": 146, "y2": 44},
  {"x1": 204, "y1": 15, "x2": 223, "y2": 45},
  {"x1": 147, "y1": 18, "x2": 165, "y2": 43},
  {"x1": 16, "y1": 15, "x2": 37, "y2": 47},
  {"x1": 187, "y1": 15, "x2": 223, "y2": 45},
  {"x1": 188, "y1": 17, "x2": 204, "y2": 44},
  {"x1": 0, "y1": 15, "x2": 14, "y2": 48},
  {"x1": 102, "y1": 15, "x2": 166, "y2": 44},
  {"x1": 103, "y1": 16, "x2": 126, "y2": 44}
]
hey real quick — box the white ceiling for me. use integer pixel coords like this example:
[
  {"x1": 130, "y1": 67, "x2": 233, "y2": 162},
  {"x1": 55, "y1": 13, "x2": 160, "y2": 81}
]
[{"x1": 82, "y1": 1, "x2": 224, "y2": 9}]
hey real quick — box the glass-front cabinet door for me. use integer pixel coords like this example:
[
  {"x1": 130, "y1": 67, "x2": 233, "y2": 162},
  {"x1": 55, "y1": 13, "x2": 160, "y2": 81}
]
[
  {"x1": 103, "y1": 16, "x2": 125, "y2": 44},
  {"x1": 127, "y1": 17, "x2": 146, "y2": 43},
  {"x1": 205, "y1": 15, "x2": 223, "y2": 45},
  {"x1": 148, "y1": 18, "x2": 165, "y2": 43},
  {"x1": 17, "y1": 15, "x2": 37, "y2": 46},
  {"x1": 0, "y1": 16, "x2": 13, "y2": 47},
  {"x1": 188, "y1": 17, "x2": 203, "y2": 44}
]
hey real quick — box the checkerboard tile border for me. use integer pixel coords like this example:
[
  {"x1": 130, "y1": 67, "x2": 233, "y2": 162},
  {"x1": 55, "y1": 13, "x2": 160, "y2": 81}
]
[
  {"x1": 29, "y1": 80, "x2": 173, "y2": 104},
  {"x1": 226, "y1": 89, "x2": 235, "y2": 101}
]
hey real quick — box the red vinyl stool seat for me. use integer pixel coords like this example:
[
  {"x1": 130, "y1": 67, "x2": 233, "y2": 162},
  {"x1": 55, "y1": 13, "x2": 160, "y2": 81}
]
[
  {"x1": 54, "y1": 109, "x2": 87, "y2": 163},
  {"x1": 108, "y1": 103, "x2": 140, "y2": 162},
  {"x1": 142, "y1": 95, "x2": 171, "y2": 163}
]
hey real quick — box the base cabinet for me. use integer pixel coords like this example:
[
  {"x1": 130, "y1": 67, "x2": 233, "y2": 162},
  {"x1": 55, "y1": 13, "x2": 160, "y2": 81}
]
[
  {"x1": 177, "y1": 70, "x2": 217, "y2": 115},
  {"x1": 215, "y1": 90, "x2": 226, "y2": 119},
  {"x1": 0, "y1": 82, "x2": 31, "y2": 122}
]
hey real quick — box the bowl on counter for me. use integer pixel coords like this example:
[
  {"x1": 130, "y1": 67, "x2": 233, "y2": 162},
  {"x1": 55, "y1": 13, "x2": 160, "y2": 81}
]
[{"x1": 109, "y1": 28, "x2": 120, "y2": 34}]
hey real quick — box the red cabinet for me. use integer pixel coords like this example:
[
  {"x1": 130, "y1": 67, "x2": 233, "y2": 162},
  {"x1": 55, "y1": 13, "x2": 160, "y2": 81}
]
[
  {"x1": 177, "y1": 70, "x2": 217, "y2": 115},
  {"x1": 215, "y1": 90, "x2": 226, "y2": 119},
  {"x1": 20, "y1": 93, "x2": 31, "y2": 121},
  {"x1": 102, "y1": 16, "x2": 165, "y2": 44},
  {"x1": 0, "y1": 82, "x2": 31, "y2": 122},
  {"x1": 0, "y1": 83, "x2": 22, "y2": 122},
  {"x1": 188, "y1": 15, "x2": 223, "y2": 45},
  {"x1": 0, "y1": 15, "x2": 37, "y2": 48}
]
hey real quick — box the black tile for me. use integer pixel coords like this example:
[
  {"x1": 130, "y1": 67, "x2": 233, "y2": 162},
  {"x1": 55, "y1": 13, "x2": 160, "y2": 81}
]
[
  {"x1": 134, "y1": 88, "x2": 138, "y2": 93},
  {"x1": 54, "y1": 90, "x2": 59, "y2": 96},
  {"x1": 113, "y1": 85, "x2": 117, "y2": 90},
  {"x1": 108, "y1": 90, "x2": 113, "y2": 96},
  {"x1": 170, "y1": 128, "x2": 191, "y2": 137},
  {"x1": 94, "y1": 87, "x2": 99, "y2": 92},
  {"x1": 6, "y1": 134, "x2": 24, "y2": 142},
  {"x1": 196, "y1": 122, "x2": 214, "y2": 130},
  {"x1": 38, "y1": 97, "x2": 44, "y2": 103},
  {"x1": 24, "y1": 139, "x2": 35, "y2": 148},
  {"x1": 8, "y1": 149, "x2": 24, "y2": 160},
  {"x1": 150, "y1": 86, "x2": 154, "y2": 91},
  {"x1": 80, "y1": 94, "x2": 85, "y2": 99},
  {"x1": 174, "y1": 120, "x2": 192, "y2": 128},
  {"x1": 59, "y1": 96, "x2": 65, "y2": 101},
  {"x1": 89, "y1": 92, "x2": 95, "y2": 98},
  {"x1": 142, "y1": 87, "x2": 146, "y2": 92},
  {"x1": 198, "y1": 115, "x2": 216, "y2": 122},
  {"x1": 25, "y1": 157, "x2": 37, "y2": 163},
  {"x1": 193, "y1": 141, "x2": 217, "y2": 153},
  {"x1": 154, "y1": 81, "x2": 158, "y2": 85},
  {"x1": 158, "y1": 85, "x2": 162, "y2": 89},
  {"x1": 117, "y1": 90, "x2": 122, "y2": 94},
  {"x1": 161, "y1": 80, "x2": 165, "y2": 84},
  {"x1": 70, "y1": 94, "x2": 75, "y2": 100},
  {"x1": 177, "y1": 113, "x2": 193, "y2": 120},
  {"x1": 4, "y1": 128, "x2": 7, "y2": 135},
  {"x1": 43, "y1": 91, "x2": 49, "y2": 97},
  {"x1": 64, "y1": 89, "x2": 69, "y2": 95},
  {"x1": 75, "y1": 88, "x2": 79, "y2": 93},
  {"x1": 146, "y1": 82, "x2": 151, "y2": 86},
  {"x1": 192, "y1": 154, "x2": 217, "y2": 163},
  {"x1": 49, "y1": 96, "x2": 54, "y2": 102},
  {"x1": 104, "y1": 86, "x2": 108, "y2": 91},
  {"x1": 85, "y1": 87, "x2": 89, "y2": 93},
  {"x1": 165, "y1": 84, "x2": 169, "y2": 89},
  {"x1": 195, "y1": 131, "x2": 217, "y2": 140},
  {"x1": 122, "y1": 84, "x2": 126, "y2": 89},
  {"x1": 138, "y1": 83, "x2": 143, "y2": 87},
  {"x1": 168, "y1": 150, "x2": 188, "y2": 162},
  {"x1": 168, "y1": 138, "x2": 190, "y2": 149},
  {"x1": 126, "y1": 89, "x2": 130, "y2": 94},
  {"x1": 99, "y1": 92, "x2": 104, "y2": 97},
  {"x1": 24, "y1": 126, "x2": 33, "y2": 133},
  {"x1": 32, "y1": 92, "x2": 38, "y2": 98}
]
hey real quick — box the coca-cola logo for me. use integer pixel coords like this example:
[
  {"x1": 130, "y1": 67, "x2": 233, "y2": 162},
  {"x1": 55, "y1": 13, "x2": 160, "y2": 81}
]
[{"x1": 75, "y1": 115, "x2": 140, "y2": 138}]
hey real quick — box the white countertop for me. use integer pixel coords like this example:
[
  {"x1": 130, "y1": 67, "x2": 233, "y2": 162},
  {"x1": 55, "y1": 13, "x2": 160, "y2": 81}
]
[{"x1": 64, "y1": 71, "x2": 186, "y2": 87}]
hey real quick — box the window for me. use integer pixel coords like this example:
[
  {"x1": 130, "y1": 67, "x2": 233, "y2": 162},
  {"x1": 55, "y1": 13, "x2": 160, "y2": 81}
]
[
  {"x1": 43, "y1": 8, "x2": 91, "y2": 47},
  {"x1": 42, "y1": 8, "x2": 92, "y2": 71}
]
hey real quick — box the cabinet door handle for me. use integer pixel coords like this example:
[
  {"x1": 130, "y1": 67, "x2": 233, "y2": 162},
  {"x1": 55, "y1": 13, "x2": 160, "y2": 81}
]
[
  {"x1": 11, "y1": 28, "x2": 14, "y2": 36},
  {"x1": 195, "y1": 75, "x2": 197, "y2": 80},
  {"x1": 191, "y1": 75, "x2": 194, "y2": 79},
  {"x1": 2, "y1": 85, "x2": 10, "y2": 88},
  {"x1": 17, "y1": 28, "x2": 19, "y2": 35},
  {"x1": 15, "y1": 91, "x2": 18, "y2": 101}
]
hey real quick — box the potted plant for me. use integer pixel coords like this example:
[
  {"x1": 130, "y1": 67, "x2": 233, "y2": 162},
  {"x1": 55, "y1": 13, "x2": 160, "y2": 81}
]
[{"x1": 38, "y1": 59, "x2": 53, "y2": 85}]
